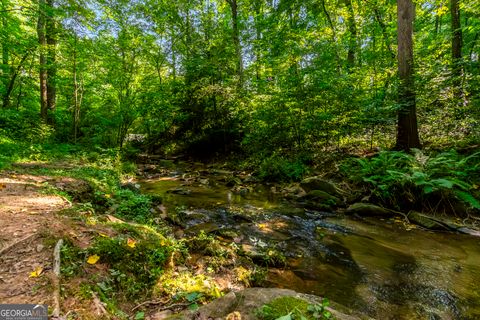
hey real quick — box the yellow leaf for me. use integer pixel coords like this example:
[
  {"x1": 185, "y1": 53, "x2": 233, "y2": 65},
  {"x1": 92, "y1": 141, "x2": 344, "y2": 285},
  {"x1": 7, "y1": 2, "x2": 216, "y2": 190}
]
[
  {"x1": 98, "y1": 232, "x2": 109, "y2": 238},
  {"x1": 86, "y1": 217, "x2": 97, "y2": 225},
  {"x1": 127, "y1": 238, "x2": 137, "y2": 248},
  {"x1": 87, "y1": 254, "x2": 100, "y2": 265},
  {"x1": 257, "y1": 223, "x2": 268, "y2": 230},
  {"x1": 29, "y1": 266, "x2": 43, "y2": 278},
  {"x1": 104, "y1": 194, "x2": 112, "y2": 199}
]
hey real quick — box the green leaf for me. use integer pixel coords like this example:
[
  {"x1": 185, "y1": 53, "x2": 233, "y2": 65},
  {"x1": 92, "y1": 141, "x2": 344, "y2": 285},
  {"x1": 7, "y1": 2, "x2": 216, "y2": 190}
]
[
  {"x1": 423, "y1": 185, "x2": 434, "y2": 194},
  {"x1": 455, "y1": 191, "x2": 480, "y2": 209},
  {"x1": 275, "y1": 314, "x2": 292, "y2": 320},
  {"x1": 430, "y1": 178, "x2": 454, "y2": 189},
  {"x1": 186, "y1": 292, "x2": 200, "y2": 302},
  {"x1": 134, "y1": 311, "x2": 145, "y2": 320},
  {"x1": 188, "y1": 303, "x2": 199, "y2": 311}
]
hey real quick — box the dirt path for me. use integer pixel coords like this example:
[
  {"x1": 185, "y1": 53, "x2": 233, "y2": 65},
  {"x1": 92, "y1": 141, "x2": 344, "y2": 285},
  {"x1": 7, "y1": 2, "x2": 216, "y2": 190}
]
[{"x1": 0, "y1": 173, "x2": 72, "y2": 304}]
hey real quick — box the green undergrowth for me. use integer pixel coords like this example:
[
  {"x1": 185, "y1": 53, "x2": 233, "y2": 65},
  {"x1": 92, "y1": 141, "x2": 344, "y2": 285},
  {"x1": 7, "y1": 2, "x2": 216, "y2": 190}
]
[{"x1": 342, "y1": 149, "x2": 480, "y2": 214}]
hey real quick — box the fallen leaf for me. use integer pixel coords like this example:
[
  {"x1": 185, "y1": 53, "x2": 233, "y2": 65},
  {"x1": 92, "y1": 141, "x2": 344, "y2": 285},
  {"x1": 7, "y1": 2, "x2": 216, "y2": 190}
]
[
  {"x1": 98, "y1": 232, "x2": 109, "y2": 238},
  {"x1": 0, "y1": 183, "x2": 6, "y2": 190},
  {"x1": 86, "y1": 217, "x2": 97, "y2": 226},
  {"x1": 87, "y1": 254, "x2": 100, "y2": 265},
  {"x1": 127, "y1": 238, "x2": 136, "y2": 248},
  {"x1": 257, "y1": 223, "x2": 268, "y2": 230},
  {"x1": 29, "y1": 266, "x2": 43, "y2": 278}
]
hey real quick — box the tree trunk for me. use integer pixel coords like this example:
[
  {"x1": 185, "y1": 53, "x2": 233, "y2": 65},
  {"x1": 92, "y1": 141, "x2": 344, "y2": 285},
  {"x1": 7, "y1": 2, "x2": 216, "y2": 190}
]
[
  {"x1": 395, "y1": 0, "x2": 421, "y2": 150},
  {"x1": 344, "y1": 0, "x2": 357, "y2": 69},
  {"x1": 1, "y1": 0, "x2": 10, "y2": 107},
  {"x1": 254, "y1": 1, "x2": 262, "y2": 88},
  {"x1": 2, "y1": 50, "x2": 30, "y2": 108},
  {"x1": 37, "y1": 0, "x2": 48, "y2": 121},
  {"x1": 72, "y1": 36, "x2": 80, "y2": 143},
  {"x1": 451, "y1": 0, "x2": 463, "y2": 99},
  {"x1": 226, "y1": 0, "x2": 243, "y2": 88},
  {"x1": 321, "y1": 0, "x2": 341, "y2": 71},
  {"x1": 45, "y1": 0, "x2": 56, "y2": 124},
  {"x1": 373, "y1": 7, "x2": 395, "y2": 60}
]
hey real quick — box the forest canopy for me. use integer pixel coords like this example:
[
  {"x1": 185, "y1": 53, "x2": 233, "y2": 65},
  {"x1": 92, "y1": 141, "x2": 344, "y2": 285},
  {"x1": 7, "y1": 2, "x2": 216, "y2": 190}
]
[{"x1": 0, "y1": 0, "x2": 479, "y2": 162}]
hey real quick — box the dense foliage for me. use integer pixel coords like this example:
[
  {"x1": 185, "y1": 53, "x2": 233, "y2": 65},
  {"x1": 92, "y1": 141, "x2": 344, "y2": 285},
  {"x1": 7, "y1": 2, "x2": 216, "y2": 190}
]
[
  {"x1": 0, "y1": 0, "x2": 478, "y2": 164},
  {"x1": 342, "y1": 150, "x2": 480, "y2": 212}
]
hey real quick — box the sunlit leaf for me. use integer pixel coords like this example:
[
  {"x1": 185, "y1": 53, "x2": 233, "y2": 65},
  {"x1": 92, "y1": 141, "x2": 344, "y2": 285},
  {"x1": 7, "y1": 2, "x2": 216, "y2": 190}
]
[
  {"x1": 127, "y1": 238, "x2": 137, "y2": 248},
  {"x1": 29, "y1": 266, "x2": 43, "y2": 278},
  {"x1": 87, "y1": 254, "x2": 100, "y2": 264}
]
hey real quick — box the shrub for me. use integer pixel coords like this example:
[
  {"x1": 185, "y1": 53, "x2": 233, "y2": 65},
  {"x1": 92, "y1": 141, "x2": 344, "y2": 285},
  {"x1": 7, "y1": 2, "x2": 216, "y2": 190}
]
[
  {"x1": 92, "y1": 234, "x2": 172, "y2": 298},
  {"x1": 342, "y1": 150, "x2": 480, "y2": 212},
  {"x1": 257, "y1": 154, "x2": 309, "y2": 182}
]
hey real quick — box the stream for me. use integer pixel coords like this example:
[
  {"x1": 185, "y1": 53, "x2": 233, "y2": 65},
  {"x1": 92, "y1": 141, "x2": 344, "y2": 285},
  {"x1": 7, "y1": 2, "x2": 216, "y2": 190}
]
[{"x1": 139, "y1": 161, "x2": 480, "y2": 320}]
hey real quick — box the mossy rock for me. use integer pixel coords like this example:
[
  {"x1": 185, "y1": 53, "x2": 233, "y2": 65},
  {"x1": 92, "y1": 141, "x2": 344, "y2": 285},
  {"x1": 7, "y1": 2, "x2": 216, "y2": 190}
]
[
  {"x1": 305, "y1": 190, "x2": 342, "y2": 206},
  {"x1": 300, "y1": 177, "x2": 343, "y2": 197},
  {"x1": 345, "y1": 203, "x2": 393, "y2": 217},
  {"x1": 171, "y1": 288, "x2": 361, "y2": 320},
  {"x1": 256, "y1": 296, "x2": 310, "y2": 319}
]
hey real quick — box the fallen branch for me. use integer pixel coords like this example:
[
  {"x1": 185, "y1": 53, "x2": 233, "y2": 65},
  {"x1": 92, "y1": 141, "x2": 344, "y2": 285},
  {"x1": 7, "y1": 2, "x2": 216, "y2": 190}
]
[
  {"x1": 53, "y1": 239, "x2": 63, "y2": 318},
  {"x1": 0, "y1": 234, "x2": 37, "y2": 256},
  {"x1": 131, "y1": 301, "x2": 188, "y2": 312},
  {"x1": 92, "y1": 292, "x2": 108, "y2": 316}
]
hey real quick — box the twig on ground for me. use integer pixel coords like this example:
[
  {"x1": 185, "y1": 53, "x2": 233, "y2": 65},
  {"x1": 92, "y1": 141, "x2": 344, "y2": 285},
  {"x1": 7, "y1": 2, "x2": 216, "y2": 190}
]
[
  {"x1": 131, "y1": 301, "x2": 189, "y2": 312},
  {"x1": 0, "y1": 234, "x2": 37, "y2": 256},
  {"x1": 53, "y1": 239, "x2": 64, "y2": 318},
  {"x1": 92, "y1": 292, "x2": 108, "y2": 316}
]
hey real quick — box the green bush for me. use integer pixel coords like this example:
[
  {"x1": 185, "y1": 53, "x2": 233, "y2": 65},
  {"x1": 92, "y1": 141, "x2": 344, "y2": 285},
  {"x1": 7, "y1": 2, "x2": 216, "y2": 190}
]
[
  {"x1": 257, "y1": 154, "x2": 309, "y2": 182},
  {"x1": 342, "y1": 150, "x2": 480, "y2": 212},
  {"x1": 109, "y1": 189, "x2": 154, "y2": 224},
  {"x1": 92, "y1": 234, "x2": 172, "y2": 297}
]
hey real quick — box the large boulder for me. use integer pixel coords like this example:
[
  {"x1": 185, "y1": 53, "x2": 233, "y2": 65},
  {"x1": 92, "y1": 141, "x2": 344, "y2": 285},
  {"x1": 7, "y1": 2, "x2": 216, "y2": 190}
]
[
  {"x1": 345, "y1": 203, "x2": 394, "y2": 217},
  {"x1": 170, "y1": 288, "x2": 363, "y2": 320},
  {"x1": 300, "y1": 177, "x2": 342, "y2": 197}
]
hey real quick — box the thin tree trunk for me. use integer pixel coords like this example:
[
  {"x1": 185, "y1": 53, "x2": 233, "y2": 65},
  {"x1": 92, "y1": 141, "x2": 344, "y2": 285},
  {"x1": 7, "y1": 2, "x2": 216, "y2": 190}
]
[
  {"x1": 37, "y1": 0, "x2": 48, "y2": 121},
  {"x1": 395, "y1": 0, "x2": 421, "y2": 150},
  {"x1": 72, "y1": 36, "x2": 80, "y2": 143},
  {"x1": 374, "y1": 7, "x2": 395, "y2": 60},
  {"x1": 226, "y1": 0, "x2": 243, "y2": 88},
  {"x1": 254, "y1": 1, "x2": 262, "y2": 88},
  {"x1": 45, "y1": 0, "x2": 56, "y2": 124},
  {"x1": 1, "y1": 0, "x2": 10, "y2": 106},
  {"x1": 451, "y1": 0, "x2": 463, "y2": 99},
  {"x1": 344, "y1": 0, "x2": 357, "y2": 69},
  {"x1": 2, "y1": 50, "x2": 30, "y2": 108},
  {"x1": 170, "y1": 26, "x2": 176, "y2": 80},
  {"x1": 321, "y1": 0, "x2": 341, "y2": 71}
]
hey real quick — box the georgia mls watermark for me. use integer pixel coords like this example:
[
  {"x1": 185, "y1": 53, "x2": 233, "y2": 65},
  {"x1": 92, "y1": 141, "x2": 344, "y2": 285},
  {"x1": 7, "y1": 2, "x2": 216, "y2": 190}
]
[{"x1": 0, "y1": 305, "x2": 48, "y2": 320}]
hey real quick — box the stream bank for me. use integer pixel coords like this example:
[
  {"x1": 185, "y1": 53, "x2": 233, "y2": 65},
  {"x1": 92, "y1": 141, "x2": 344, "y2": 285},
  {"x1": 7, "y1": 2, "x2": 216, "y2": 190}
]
[{"x1": 138, "y1": 160, "x2": 480, "y2": 320}]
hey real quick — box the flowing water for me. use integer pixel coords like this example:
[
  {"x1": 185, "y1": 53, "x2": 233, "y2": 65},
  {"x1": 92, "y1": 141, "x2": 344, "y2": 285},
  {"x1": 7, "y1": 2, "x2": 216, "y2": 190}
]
[{"x1": 139, "y1": 163, "x2": 480, "y2": 320}]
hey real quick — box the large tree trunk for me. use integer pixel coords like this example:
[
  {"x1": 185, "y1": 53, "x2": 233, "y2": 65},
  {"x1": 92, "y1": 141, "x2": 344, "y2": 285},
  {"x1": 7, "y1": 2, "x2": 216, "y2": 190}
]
[
  {"x1": 451, "y1": 0, "x2": 463, "y2": 99},
  {"x1": 45, "y1": 0, "x2": 56, "y2": 124},
  {"x1": 226, "y1": 0, "x2": 243, "y2": 88},
  {"x1": 37, "y1": 0, "x2": 48, "y2": 121},
  {"x1": 395, "y1": 0, "x2": 421, "y2": 150}
]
